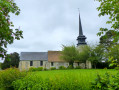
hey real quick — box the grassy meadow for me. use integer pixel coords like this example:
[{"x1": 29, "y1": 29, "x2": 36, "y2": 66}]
[
  {"x1": 0, "y1": 69, "x2": 118, "y2": 90},
  {"x1": 28, "y1": 69, "x2": 118, "y2": 89}
]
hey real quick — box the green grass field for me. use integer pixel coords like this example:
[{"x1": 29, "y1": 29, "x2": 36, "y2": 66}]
[
  {"x1": 0, "y1": 69, "x2": 118, "y2": 90},
  {"x1": 27, "y1": 69, "x2": 118, "y2": 89}
]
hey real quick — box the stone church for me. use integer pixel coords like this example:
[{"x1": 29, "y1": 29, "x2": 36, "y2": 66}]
[{"x1": 19, "y1": 13, "x2": 92, "y2": 71}]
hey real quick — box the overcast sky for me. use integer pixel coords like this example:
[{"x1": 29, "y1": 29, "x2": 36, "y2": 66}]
[{"x1": 7, "y1": 0, "x2": 111, "y2": 54}]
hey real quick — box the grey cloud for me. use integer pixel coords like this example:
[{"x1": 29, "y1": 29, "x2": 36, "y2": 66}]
[{"x1": 7, "y1": 0, "x2": 110, "y2": 54}]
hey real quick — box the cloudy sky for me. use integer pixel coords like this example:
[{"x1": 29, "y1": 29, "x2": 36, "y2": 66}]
[{"x1": 7, "y1": 0, "x2": 110, "y2": 54}]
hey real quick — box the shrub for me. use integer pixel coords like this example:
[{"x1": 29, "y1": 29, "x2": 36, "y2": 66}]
[
  {"x1": 50, "y1": 67, "x2": 56, "y2": 70},
  {"x1": 36, "y1": 67, "x2": 43, "y2": 71},
  {"x1": 28, "y1": 67, "x2": 43, "y2": 72},
  {"x1": 115, "y1": 67, "x2": 119, "y2": 70},
  {"x1": 91, "y1": 72, "x2": 119, "y2": 90},
  {"x1": 0, "y1": 68, "x2": 26, "y2": 89},
  {"x1": 12, "y1": 73, "x2": 81, "y2": 90},
  {"x1": 44, "y1": 68, "x2": 48, "y2": 71},
  {"x1": 28, "y1": 67, "x2": 36, "y2": 72},
  {"x1": 75, "y1": 66, "x2": 81, "y2": 69},
  {"x1": 59, "y1": 66, "x2": 66, "y2": 70},
  {"x1": 67, "y1": 65, "x2": 74, "y2": 69}
]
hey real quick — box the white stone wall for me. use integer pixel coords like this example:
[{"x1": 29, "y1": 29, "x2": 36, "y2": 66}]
[
  {"x1": 19, "y1": 60, "x2": 91, "y2": 71},
  {"x1": 48, "y1": 62, "x2": 69, "y2": 69},
  {"x1": 19, "y1": 60, "x2": 47, "y2": 71},
  {"x1": 86, "y1": 60, "x2": 92, "y2": 69}
]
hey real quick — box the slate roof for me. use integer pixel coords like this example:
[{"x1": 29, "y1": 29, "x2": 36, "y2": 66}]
[{"x1": 20, "y1": 52, "x2": 48, "y2": 61}]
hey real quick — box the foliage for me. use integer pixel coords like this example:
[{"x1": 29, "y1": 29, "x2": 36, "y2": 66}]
[
  {"x1": 0, "y1": 0, "x2": 23, "y2": 58},
  {"x1": 108, "y1": 44, "x2": 119, "y2": 65},
  {"x1": 37, "y1": 67, "x2": 43, "y2": 71},
  {"x1": 60, "y1": 45, "x2": 80, "y2": 67},
  {"x1": 12, "y1": 69, "x2": 118, "y2": 90},
  {"x1": 0, "y1": 62, "x2": 1, "y2": 69},
  {"x1": 115, "y1": 67, "x2": 119, "y2": 70},
  {"x1": 96, "y1": 0, "x2": 119, "y2": 43},
  {"x1": 0, "y1": 68, "x2": 26, "y2": 89},
  {"x1": 12, "y1": 72, "x2": 82, "y2": 90},
  {"x1": 1, "y1": 52, "x2": 20, "y2": 69},
  {"x1": 88, "y1": 45, "x2": 104, "y2": 69},
  {"x1": 99, "y1": 30, "x2": 116, "y2": 50},
  {"x1": 67, "y1": 65, "x2": 74, "y2": 69},
  {"x1": 75, "y1": 66, "x2": 81, "y2": 69},
  {"x1": 59, "y1": 66, "x2": 66, "y2": 70},
  {"x1": 78, "y1": 45, "x2": 91, "y2": 64},
  {"x1": 28, "y1": 67, "x2": 43, "y2": 72},
  {"x1": 50, "y1": 67, "x2": 56, "y2": 70},
  {"x1": 78, "y1": 45, "x2": 104, "y2": 68},
  {"x1": 44, "y1": 68, "x2": 48, "y2": 71},
  {"x1": 91, "y1": 72, "x2": 119, "y2": 90}
]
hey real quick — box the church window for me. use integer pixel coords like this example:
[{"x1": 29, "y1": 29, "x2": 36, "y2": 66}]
[
  {"x1": 30, "y1": 61, "x2": 33, "y2": 66},
  {"x1": 40, "y1": 61, "x2": 43, "y2": 66},
  {"x1": 51, "y1": 62, "x2": 54, "y2": 66}
]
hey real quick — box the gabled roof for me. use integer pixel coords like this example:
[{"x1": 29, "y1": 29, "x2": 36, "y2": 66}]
[
  {"x1": 20, "y1": 52, "x2": 48, "y2": 61},
  {"x1": 48, "y1": 51, "x2": 64, "y2": 62}
]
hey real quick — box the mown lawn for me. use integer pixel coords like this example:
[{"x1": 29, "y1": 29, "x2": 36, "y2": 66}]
[{"x1": 27, "y1": 69, "x2": 118, "y2": 89}]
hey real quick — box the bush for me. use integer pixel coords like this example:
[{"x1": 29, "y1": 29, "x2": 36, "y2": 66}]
[
  {"x1": 28, "y1": 67, "x2": 43, "y2": 72},
  {"x1": 75, "y1": 66, "x2": 81, "y2": 69},
  {"x1": 91, "y1": 72, "x2": 119, "y2": 90},
  {"x1": 28, "y1": 67, "x2": 36, "y2": 72},
  {"x1": 59, "y1": 66, "x2": 66, "y2": 70},
  {"x1": 67, "y1": 65, "x2": 74, "y2": 69},
  {"x1": 44, "y1": 68, "x2": 48, "y2": 71},
  {"x1": 50, "y1": 67, "x2": 56, "y2": 70},
  {"x1": 115, "y1": 67, "x2": 119, "y2": 70},
  {"x1": 12, "y1": 73, "x2": 81, "y2": 90},
  {"x1": 36, "y1": 67, "x2": 43, "y2": 71},
  {"x1": 0, "y1": 68, "x2": 26, "y2": 89}
]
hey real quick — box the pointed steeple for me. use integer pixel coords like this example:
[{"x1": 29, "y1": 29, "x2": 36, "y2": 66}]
[
  {"x1": 79, "y1": 13, "x2": 83, "y2": 36},
  {"x1": 77, "y1": 13, "x2": 87, "y2": 46}
]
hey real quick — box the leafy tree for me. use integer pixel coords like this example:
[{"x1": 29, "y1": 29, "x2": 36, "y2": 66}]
[
  {"x1": 0, "y1": 0, "x2": 23, "y2": 58},
  {"x1": 60, "y1": 45, "x2": 80, "y2": 67},
  {"x1": 107, "y1": 44, "x2": 119, "y2": 66},
  {"x1": 78, "y1": 45, "x2": 91, "y2": 68},
  {"x1": 78, "y1": 45, "x2": 104, "y2": 69},
  {"x1": 99, "y1": 30, "x2": 116, "y2": 50},
  {"x1": 96, "y1": 0, "x2": 119, "y2": 68},
  {"x1": 88, "y1": 45, "x2": 104, "y2": 69},
  {"x1": 1, "y1": 52, "x2": 20, "y2": 69},
  {"x1": 96, "y1": 0, "x2": 119, "y2": 42}
]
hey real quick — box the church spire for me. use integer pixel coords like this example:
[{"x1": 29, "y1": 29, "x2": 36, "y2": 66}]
[
  {"x1": 79, "y1": 13, "x2": 83, "y2": 36},
  {"x1": 77, "y1": 13, "x2": 87, "y2": 46}
]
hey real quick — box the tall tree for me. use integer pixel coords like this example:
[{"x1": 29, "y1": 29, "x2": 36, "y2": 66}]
[
  {"x1": 99, "y1": 30, "x2": 116, "y2": 50},
  {"x1": 107, "y1": 44, "x2": 119, "y2": 65},
  {"x1": 96, "y1": 0, "x2": 119, "y2": 67},
  {"x1": 96, "y1": 0, "x2": 119, "y2": 42},
  {"x1": 78, "y1": 45, "x2": 91, "y2": 68},
  {"x1": 88, "y1": 45, "x2": 104, "y2": 69},
  {"x1": 1, "y1": 52, "x2": 20, "y2": 69},
  {"x1": 60, "y1": 45, "x2": 80, "y2": 67},
  {"x1": 0, "y1": 0, "x2": 23, "y2": 58}
]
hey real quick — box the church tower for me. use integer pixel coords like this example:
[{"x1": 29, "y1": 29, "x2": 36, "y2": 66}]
[{"x1": 77, "y1": 13, "x2": 87, "y2": 46}]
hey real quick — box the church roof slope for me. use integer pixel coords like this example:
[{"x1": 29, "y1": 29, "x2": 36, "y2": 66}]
[
  {"x1": 48, "y1": 51, "x2": 64, "y2": 62},
  {"x1": 20, "y1": 52, "x2": 48, "y2": 61}
]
